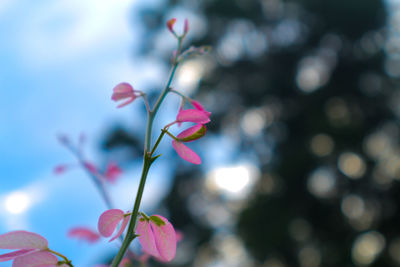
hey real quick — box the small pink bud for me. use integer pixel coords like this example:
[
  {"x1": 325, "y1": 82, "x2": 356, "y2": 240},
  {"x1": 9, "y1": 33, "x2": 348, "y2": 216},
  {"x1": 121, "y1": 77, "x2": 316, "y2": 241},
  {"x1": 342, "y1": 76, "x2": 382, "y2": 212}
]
[
  {"x1": 166, "y1": 18, "x2": 176, "y2": 33},
  {"x1": 112, "y1": 82, "x2": 137, "y2": 108},
  {"x1": 183, "y1": 19, "x2": 189, "y2": 34},
  {"x1": 68, "y1": 227, "x2": 100, "y2": 243},
  {"x1": 104, "y1": 162, "x2": 122, "y2": 183}
]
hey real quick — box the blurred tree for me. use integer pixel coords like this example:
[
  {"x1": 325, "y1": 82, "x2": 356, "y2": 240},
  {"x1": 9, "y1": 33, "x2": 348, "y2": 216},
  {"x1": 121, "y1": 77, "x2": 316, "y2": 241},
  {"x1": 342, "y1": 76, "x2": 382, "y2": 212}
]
[{"x1": 103, "y1": 0, "x2": 400, "y2": 266}]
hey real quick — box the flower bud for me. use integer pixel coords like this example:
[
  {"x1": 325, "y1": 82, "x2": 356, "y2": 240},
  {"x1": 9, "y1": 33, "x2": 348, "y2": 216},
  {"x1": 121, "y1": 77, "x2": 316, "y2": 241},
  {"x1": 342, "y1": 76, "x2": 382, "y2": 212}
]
[
  {"x1": 166, "y1": 18, "x2": 176, "y2": 33},
  {"x1": 183, "y1": 18, "x2": 189, "y2": 34},
  {"x1": 176, "y1": 124, "x2": 207, "y2": 142}
]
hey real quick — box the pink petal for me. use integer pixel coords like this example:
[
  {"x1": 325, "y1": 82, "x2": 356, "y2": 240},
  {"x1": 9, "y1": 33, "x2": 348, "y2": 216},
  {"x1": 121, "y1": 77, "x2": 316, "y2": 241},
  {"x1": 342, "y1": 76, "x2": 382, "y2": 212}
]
[
  {"x1": 150, "y1": 215, "x2": 177, "y2": 262},
  {"x1": 98, "y1": 209, "x2": 125, "y2": 237},
  {"x1": 136, "y1": 218, "x2": 160, "y2": 259},
  {"x1": 0, "y1": 231, "x2": 48, "y2": 250},
  {"x1": 0, "y1": 249, "x2": 38, "y2": 262},
  {"x1": 68, "y1": 227, "x2": 100, "y2": 243},
  {"x1": 191, "y1": 100, "x2": 211, "y2": 117},
  {"x1": 176, "y1": 109, "x2": 210, "y2": 124},
  {"x1": 172, "y1": 140, "x2": 201, "y2": 164},
  {"x1": 116, "y1": 97, "x2": 135, "y2": 108},
  {"x1": 177, "y1": 124, "x2": 206, "y2": 142},
  {"x1": 12, "y1": 251, "x2": 58, "y2": 267},
  {"x1": 109, "y1": 215, "x2": 130, "y2": 242},
  {"x1": 104, "y1": 163, "x2": 122, "y2": 183}
]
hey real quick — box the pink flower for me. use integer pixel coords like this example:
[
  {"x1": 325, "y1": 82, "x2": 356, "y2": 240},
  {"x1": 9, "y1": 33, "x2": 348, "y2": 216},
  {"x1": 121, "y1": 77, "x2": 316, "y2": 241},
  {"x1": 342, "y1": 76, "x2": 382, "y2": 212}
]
[
  {"x1": 172, "y1": 124, "x2": 207, "y2": 164},
  {"x1": 68, "y1": 227, "x2": 100, "y2": 244},
  {"x1": 176, "y1": 109, "x2": 210, "y2": 124},
  {"x1": 136, "y1": 215, "x2": 176, "y2": 262},
  {"x1": 112, "y1": 82, "x2": 137, "y2": 108},
  {"x1": 104, "y1": 162, "x2": 122, "y2": 183},
  {"x1": 0, "y1": 231, "x2": 59, "y2": 267},
  {"x1": 98, "y1": 209, "x2": 131, "y2": 242}
]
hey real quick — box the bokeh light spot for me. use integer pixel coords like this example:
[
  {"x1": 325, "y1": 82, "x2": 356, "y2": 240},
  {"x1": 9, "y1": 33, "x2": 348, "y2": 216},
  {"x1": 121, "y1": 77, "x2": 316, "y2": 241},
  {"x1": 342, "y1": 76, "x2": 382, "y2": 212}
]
[
  {"x1": 240, "y1": 107, "x2": 271, "y2": 136},
  {"x1": 338, "y1": 152, "x2": 366, "y2": 179},
  {"x1": 307, "y1": 167, "x2": 336, "y2": 198},
  {"x1": 352, "y1": 231, "x2": 385, "y2": 265},
  {"x1": 310, "y1": 134, "x2": 334, "y2": 157},
  {"x1": 341, "y1": 194, "x2": 365, "y2": 220}
]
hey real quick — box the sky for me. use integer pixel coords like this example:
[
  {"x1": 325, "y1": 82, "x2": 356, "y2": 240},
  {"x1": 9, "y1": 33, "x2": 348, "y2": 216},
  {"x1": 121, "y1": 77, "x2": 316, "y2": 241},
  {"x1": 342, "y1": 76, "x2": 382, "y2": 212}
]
[{"x1": 0, "y1": 0, "x2": 172, "y2": 265}]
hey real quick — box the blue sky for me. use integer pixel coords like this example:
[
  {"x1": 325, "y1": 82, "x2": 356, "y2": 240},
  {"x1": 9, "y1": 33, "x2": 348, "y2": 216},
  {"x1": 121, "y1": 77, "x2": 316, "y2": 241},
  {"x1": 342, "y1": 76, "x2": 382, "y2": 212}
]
[{"x1": 0, "y1": 0, "x2": 175, "y2": 265}]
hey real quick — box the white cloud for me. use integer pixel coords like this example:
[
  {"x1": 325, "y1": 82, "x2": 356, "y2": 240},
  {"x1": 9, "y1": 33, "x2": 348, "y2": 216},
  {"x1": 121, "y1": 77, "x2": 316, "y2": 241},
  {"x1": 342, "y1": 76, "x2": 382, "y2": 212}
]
[{"x1": 16, "y1": 0, "x2": 137, "y2": 68}]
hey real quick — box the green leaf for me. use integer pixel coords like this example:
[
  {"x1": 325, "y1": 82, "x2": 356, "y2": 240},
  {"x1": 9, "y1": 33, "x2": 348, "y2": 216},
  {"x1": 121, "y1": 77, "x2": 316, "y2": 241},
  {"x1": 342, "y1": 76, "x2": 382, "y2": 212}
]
[{"x1": 150, "y1": 215, "x2": 166, "y2": 227}]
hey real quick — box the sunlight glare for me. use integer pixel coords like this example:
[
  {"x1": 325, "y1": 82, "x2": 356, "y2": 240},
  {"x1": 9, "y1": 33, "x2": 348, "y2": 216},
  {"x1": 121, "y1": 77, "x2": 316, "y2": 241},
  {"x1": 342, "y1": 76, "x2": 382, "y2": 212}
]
[
  {"x1": 207, "y1": 164, "x2": 259, "y2": 198},
  {"x1": 5, "y1": 191, "x2": 31, "y2": 214}
]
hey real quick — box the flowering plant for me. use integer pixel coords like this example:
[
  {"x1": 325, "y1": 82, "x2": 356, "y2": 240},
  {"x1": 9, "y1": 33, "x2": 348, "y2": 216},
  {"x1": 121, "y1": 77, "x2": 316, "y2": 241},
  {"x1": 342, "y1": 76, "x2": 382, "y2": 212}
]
[{"x1": 0, "y1": 18, "x2": 210, "y2": 266}]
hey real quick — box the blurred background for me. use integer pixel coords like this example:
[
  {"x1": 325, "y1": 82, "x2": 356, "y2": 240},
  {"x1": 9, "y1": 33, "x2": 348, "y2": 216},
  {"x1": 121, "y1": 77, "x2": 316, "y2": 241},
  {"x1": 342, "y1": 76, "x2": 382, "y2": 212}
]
[{"x1": 1, "y1": 0, "x2": 400, "y2": 266}]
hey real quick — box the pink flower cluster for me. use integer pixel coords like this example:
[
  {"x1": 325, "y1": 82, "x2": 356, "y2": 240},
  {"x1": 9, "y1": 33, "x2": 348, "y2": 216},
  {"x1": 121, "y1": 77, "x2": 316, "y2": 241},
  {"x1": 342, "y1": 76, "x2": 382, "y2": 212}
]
[
  {"x1": 98, "y1": 209, "x2": 177, "y2": 262},
  {"x1": 112, "y1": 84, "x2": 211, "y2": 165},
  {"x1": 171, "y1": 102, "x2": 211, "y2": 164},
  {"x1": 0, "y1": 231, "x2": 68, "y2": 267}
]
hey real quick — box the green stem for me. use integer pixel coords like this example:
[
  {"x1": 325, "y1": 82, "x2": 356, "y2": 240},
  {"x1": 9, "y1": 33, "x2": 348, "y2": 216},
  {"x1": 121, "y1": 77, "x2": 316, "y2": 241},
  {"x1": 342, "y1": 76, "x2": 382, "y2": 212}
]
[
  {"x1": 150, "y1": 129, "x2": 167, "y2": 156},
  {"x1": 47, "y1": 249, "x2": 73, "y2": 267},
  {"x1": 110, "y1": 37, "x2": 183, "y2": 267},
  {"x1": 110, "y1": 156, "x2": 151, "y2": 267}
]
